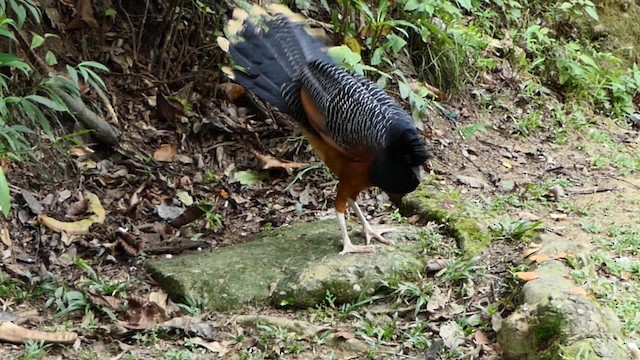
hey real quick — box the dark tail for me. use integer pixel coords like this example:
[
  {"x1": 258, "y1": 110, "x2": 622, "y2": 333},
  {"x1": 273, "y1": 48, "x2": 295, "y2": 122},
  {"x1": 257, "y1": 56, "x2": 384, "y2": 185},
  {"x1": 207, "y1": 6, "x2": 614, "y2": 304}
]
[{"x1": 222, "y1": 8, "x2": 329, "y2": 114}]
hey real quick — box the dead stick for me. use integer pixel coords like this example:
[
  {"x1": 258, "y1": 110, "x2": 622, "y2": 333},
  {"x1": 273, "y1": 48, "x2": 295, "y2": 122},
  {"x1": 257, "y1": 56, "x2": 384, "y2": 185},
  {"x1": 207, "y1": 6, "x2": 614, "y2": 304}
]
[{"x1": 564, "y1": 186, "x2": 617, "y2": 195}]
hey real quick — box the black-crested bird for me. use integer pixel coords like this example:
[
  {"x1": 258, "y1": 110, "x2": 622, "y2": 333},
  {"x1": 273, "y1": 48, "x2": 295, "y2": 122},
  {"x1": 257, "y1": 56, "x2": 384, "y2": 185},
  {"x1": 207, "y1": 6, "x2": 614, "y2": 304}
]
[{"x1": 218, "y1": 5, "x2": 430, "y2": 254}]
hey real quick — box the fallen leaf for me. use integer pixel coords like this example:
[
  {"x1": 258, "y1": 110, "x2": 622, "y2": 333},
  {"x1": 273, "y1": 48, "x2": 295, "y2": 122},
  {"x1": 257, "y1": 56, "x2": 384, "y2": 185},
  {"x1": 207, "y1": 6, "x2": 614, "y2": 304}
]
[
  {"x1": 456, "y1": 175, "x2": 489, "y2": 189},
  {"x1": 156, "y1": 93, "x2": 186, "y2": 122},
  {"x1": 528, "y1": 253, "x2": 550, "y2": 263},
  {"x1": 220, "y1": 83, "x2": 245, "y2": 101},
  {"x1": 190, "y1": 337, "x2": 228, "y2": 355},
  {"x1": 20, "y1": 191, "x2": 43, "y2": 215},
  {"x1": 516, "y1": 271, "x2": 539, "y2": 281},
  {"x1": 149, "y1": 291, "x2": 168, "y2": 312},
  {"x1": 549, "y1": 213, "x2": 567, "y2": 220},
  {"x1": 67, "y1": 198, "x2": 89, "y2": 217},
  {"x1": 439, "y1": 321, "x2": 464, "y2": 349},
  {"x1": 502, "y1": 161, "x2": 512, "y2": 169},
  {"x1": 0, "y1": 321, "x2": 77, "y2": 344},
  {"x1": 425, "y1": 258, "x2": 451, "y2": 272},
  {"x1": 69, "y1": 146, "x2": 94, "y2": 159},
  {"x1": 154, "y1": 144, "x2": 177, "y2": 162},
  {"x1": 233, "y1": 170, "x2": 268, "y2": 186},
  {"x1": 87, "y1": 290, "x2": 120, "y2": 311},
  {"x1": 570, "y1": 286, "x2": 588, "y2": 296},
  {"x1": 474, "y1": 330, "x2": 490, "y2": 345},
  {"x1": 38, "y1": 192, "x2": 105, "y2": 235},
  {"x1": 517, "y1": 211, "x2": 540, "y2": 221},
  {"x1": 333, "y1": 331, "x2": 355, "y2": 340},
  {"x1": 176, "y1": 191, "x2": 193, "y2": 206},
  {"x1": 522, "y1": 242, "x2": 542, "y2": 258},
  {"x1": 160, "y1": 316, "x2": 215, "y2": 340},
  {"x1": 251, "y1": 150, "x2": 307, "y2": 170},
  {"x1": 121, "y1": 296, "x2": 168, "y2": 330},
  {"x1": 1, "y1": 227, "x2": 10, "y2": 247},
  {"x1": 156, "y1": 202, "x2": 184, "y2": 220}
]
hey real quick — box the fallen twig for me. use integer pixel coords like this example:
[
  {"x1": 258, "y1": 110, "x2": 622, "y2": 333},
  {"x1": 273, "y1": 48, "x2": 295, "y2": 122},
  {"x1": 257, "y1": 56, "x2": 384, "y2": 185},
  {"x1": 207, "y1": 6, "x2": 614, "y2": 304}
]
[{"x1": 564, "y1": 186, "x2": 617, "y2": 195}]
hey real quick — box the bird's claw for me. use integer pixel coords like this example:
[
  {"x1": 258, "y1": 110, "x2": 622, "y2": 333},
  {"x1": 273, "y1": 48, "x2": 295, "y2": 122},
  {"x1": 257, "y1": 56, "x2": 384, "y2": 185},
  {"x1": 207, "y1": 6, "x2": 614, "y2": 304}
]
[
  {"x1": 364, "y1": 227, "x2": 395, "y2": 245},
  {"x1": 340, "y1": 244, "x2": 376, "y2": 255}
]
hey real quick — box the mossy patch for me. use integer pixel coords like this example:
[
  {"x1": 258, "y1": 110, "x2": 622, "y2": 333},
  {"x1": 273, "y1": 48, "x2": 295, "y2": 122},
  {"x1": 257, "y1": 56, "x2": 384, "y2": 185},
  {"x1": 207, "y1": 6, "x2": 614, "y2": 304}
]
[
  {"x1": 147, "y1": 220, "x2": 433, "y2": 311},
  {"x1": 397, "y1": 183, "x2": 492, "y2": 254},
  {"x1": 594, "y1": 0, "x2": 640, "y2": 66}
]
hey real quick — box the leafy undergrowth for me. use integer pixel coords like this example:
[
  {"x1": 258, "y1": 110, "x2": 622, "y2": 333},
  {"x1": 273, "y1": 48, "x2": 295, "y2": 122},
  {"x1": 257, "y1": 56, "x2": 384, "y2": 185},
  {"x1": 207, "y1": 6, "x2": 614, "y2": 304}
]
[{"x1": 1, "y1": 0, "x2": 640, "y2": 359}]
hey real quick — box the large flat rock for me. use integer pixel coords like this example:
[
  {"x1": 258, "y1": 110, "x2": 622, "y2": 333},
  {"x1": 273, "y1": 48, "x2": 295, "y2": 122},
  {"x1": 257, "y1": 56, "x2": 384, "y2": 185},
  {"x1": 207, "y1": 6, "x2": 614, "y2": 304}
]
[{"x1": 147, "y1": 220, "x2": 431, "y2": 311}]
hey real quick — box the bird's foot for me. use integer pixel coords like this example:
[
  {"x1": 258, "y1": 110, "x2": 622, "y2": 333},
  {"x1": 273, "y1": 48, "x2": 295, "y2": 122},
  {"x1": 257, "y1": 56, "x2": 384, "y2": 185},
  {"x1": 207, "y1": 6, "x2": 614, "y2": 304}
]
[
  {"x1": 364, "y1": 226, "x2": 396, "y2": 245},
  {"x1": 340, "y1": 243, "x2": 376, "y2": 255}
]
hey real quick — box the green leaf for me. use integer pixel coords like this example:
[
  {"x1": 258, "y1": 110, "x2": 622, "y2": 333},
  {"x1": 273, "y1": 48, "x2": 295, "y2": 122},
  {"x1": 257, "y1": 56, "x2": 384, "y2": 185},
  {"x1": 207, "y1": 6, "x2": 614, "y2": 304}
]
[
  {"x1": 584, "y1": 6, "x2": 599, "y2": 21},
  {"x1": 0, "y1": 166, "x2": 10, "y2": 218},
  {"x1": 455, "y1": 0, "x2": 472, "y2": 11},
  {"x1": 371, "y1": 48, "x2": 384, "y2": 66},
  {"x1": 386, "y1": 33, "x2": 407, "y2": 53},
  {"x1": 327, "y1": 45, "x2": 362, "y2": 68},
  {"x1": 78, "y1": 61, "x2": 109, "y2": 72},
  {"x1": 10, "y1": 0, "x2": 26, "y2": 28},
  {"x1": 105, "y1": 8, "x2": 116, "y2": 16},
  {"x1": 30, "y1": 33, "x2": 44, "y2": 49},
  {"x1": 0, "y1": 27, "x2": 16, "y2": 41},
  {"x1": 404, "y1": 0, "x2": 421, "y2": 11},
  {"x1": 25, "y1": 94, "x2": 67, "y2": 111},
  {"x1": 398, "y1": 80, "x2": 410, "y2": 99},
  {"x1": 233, "y1": 170, "x2": 268, "y2": 186},
  {"x1": 176, "y1": 190, "x2": 194, "y2": 206},
  {"x1": 45, "y1": 50, "x2": 57, "y2": 65}
]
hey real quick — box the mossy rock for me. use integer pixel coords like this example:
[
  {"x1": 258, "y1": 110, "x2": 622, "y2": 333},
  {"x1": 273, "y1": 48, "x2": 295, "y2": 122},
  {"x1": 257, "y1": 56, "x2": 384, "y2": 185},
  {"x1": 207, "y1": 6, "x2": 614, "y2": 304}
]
[
  {"x1": 147, "y1": 220, "x2": 433, "y2": 311},
  {"x1": 396, "y1": 183, "x2": 491, "y2": 254}
]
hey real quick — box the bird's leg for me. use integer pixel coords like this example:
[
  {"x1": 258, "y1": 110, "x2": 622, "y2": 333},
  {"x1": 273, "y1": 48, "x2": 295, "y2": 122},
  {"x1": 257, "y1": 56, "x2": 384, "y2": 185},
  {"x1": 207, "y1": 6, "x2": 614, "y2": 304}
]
[
  {"x1": 336, "y1": 189, "x2": 375, "y2": 255},
  {"x1": 347, "y1": 199, "x2": 395, "y2": 245}
]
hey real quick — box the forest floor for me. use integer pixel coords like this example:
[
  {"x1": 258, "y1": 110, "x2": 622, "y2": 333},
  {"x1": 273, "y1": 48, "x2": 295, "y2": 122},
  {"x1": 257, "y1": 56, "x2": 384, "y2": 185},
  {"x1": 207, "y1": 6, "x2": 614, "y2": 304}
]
[{"x1": 1, "y1": 1, "x2": 640, "y2": 359}]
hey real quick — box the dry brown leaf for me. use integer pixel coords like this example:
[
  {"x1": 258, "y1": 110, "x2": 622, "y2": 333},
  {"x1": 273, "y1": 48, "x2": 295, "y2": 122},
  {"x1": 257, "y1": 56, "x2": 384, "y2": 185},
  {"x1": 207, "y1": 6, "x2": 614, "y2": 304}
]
[
  {"x1": 149, "y1": 291, "x2": 168, "y2": 312},
  {"x1": 190, "y1": 337, "x2": 228, "y2": 355},
  {"x1": 220, "y1": 83, "x2": 245, "y2": 101},
  {"x1": 156, "y1": 93, "x2": 186, "y2": 122},
  {"x1": 69, "y1": 146, "x2": 94, "y2": 159},
  {"x1": 474, "y1": 330, "x2": 491, "y2": 345},
  {"x1": 67, "y1": 198, "x2": 89, "y2": 217},
  {"x1": 122, "y1": 296, "x2": 168, "y2": 330},
  {"x1": 154, "y1": 144, "x2": 177, "y2": 162},
  {"x1": 456, "y1": 175, "x2": 489, "y2": 189},
  {"x1": 528, "y1": 253, "x2": 550, "y2": 263},
  {"x1": 425, "y1": 258, "x2": 451, "y2": 272},
  {"x1": 333, "y1": 331, "x2": 355, "y2": 340},
  {"x1": 0, "y1": 321, "x2": 78, "y2": 344},
  {"x1": 87, "y1": 290, "x2": 120, "y2": 310},
  {"x1": 251, "y1": 150, "x2": 307, "y2": 170},
  {"x1": 522, "y1": 242, "x2": 542, "y2": 258},
  {"x1": 515, "y1": 271, "x2": 539, "y2": 282},
  {"x1": 0, "y1": 227, "x2": 10, "y2": 247},
  {"x1": 38, "y1": 192, "x2": 105, "y2": 235},
  {"x1": 570, "y1": 286, "x2": 588, "y2": 296}
]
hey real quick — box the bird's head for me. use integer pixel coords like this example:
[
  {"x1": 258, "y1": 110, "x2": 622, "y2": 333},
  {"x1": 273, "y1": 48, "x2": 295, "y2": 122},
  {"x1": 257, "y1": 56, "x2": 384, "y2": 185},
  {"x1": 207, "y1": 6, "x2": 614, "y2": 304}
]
[{"x1": 369, "y1": 127, "x2": 430, "y2": 195}]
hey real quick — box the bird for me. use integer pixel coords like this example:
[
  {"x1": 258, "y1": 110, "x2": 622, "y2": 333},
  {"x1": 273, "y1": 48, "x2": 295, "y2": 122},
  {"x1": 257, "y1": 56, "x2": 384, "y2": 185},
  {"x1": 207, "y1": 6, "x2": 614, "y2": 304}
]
[{"x1": 217, "y1": 4, "x2": 430, "y2": 255}]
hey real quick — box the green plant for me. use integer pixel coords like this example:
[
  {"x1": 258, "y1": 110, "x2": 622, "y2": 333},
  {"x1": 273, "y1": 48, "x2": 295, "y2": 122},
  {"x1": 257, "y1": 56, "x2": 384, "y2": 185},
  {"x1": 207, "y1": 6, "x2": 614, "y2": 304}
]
[
  {"x1": 177, "y1": 294, "x2": 205, "y2": 316},
  {"x1": 491, "y1": 217, "x2": 543, "y2": 241},
  {"x1": 389, "y1": 208, "x2": 406, "y2": 222},
  {"x1": 17, "y1": 340, "x2": 50, "y2": 360}
]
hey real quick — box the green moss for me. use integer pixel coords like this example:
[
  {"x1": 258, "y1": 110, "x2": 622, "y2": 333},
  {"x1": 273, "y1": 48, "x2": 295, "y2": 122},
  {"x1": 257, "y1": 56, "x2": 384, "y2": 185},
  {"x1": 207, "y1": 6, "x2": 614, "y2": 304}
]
[
  {"x1": 398, "y1": 183, "x2": 492, "y2": 254},
  {"x1": 147, "y1": 220, "x2": 429, "y2": 311},
  {"x1": 594, "y1": 0, "x2": 640, "y2": 66},
  {"x1": 532, "y1": 305, "x2": 566, "y2": 350}
]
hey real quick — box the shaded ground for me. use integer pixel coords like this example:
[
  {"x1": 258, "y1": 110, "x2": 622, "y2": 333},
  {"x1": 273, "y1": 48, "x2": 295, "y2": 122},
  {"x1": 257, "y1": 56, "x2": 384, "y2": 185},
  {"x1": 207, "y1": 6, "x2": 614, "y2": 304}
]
[{"x1": 1, "y1": 1, "x2": 640, "y2": 359}]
